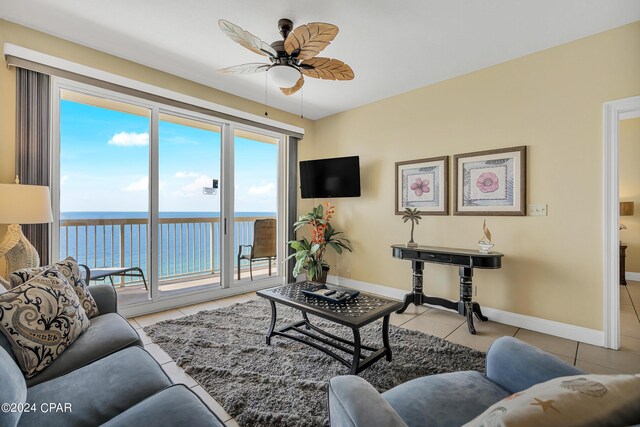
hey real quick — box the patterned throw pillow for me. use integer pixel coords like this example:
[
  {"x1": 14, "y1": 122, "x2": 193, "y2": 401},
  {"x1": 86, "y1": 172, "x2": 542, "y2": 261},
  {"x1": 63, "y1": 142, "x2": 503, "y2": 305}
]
[
  {"x1": 464, "y1": 374, "x2": 640, "y2": 427},
  {"x1": 0, "y1": 267, "x2": 90, "y2": 378},
  {"x1": 10, "y1": 257, "x2": 99, "y2": 318}
]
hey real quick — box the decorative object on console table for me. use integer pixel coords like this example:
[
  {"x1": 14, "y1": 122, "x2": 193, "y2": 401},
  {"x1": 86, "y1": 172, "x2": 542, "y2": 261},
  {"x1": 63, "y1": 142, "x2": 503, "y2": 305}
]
[
  {"x1": 454, "y1": 146, "x2": 526, "y2": 216},
  {"x1": 402, "y1": 208, "x2": 421, "y2": 247},
  {"x1": 287, "y1": 203, "x2": 352, "y2": 283},
  {"x1": 0, "y1": 176, "x2": 53, "y2": 288},
  {"x1": 391, "y1": 244, "x2": 503, "y2": 334},
  {"x1": 395, "y1": 156, "x2": 449, "y2": 215},
  {"x1": 478, "y1": 219, "x2": 495, "y2": 253}
]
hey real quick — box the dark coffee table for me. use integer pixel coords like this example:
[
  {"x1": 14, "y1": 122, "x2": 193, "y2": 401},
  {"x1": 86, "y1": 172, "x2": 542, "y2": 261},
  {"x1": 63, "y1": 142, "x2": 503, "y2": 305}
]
[{"x1": 257, "y1": 281, "x2": 403, "y2": 374}]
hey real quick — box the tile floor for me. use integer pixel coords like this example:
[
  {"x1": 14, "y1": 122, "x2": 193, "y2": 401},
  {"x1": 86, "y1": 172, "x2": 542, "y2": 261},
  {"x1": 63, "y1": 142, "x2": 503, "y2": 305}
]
[{"x1": 128, "y1": 281, "x2": 640, "y2": 426}]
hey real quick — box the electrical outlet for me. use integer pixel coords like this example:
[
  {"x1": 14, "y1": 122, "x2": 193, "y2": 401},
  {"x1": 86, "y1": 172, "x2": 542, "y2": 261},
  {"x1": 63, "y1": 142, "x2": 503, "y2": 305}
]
[{"x1": 528, "y1": 204, "x2": 547, "y2": 216}]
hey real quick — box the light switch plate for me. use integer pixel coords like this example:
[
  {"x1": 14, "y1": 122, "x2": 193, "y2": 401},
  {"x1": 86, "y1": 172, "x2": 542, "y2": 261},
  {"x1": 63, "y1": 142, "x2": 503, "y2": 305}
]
[{"x1": 528, "y1": 204, "x2": 547, "y2": 216}]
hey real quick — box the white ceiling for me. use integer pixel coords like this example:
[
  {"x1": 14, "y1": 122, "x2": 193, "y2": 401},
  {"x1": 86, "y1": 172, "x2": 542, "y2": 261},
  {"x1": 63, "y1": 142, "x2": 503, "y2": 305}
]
[{"x1": 1, "y1": 0, "x2": 639, "y2": 120}]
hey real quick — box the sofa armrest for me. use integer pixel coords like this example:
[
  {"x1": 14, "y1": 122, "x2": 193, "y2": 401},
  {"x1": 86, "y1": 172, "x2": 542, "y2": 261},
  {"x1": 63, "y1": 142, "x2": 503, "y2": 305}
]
[
  {"x1": 89, "y1": 284, "x2": 118, "y2": 314},
  {"x1": 486, "y1": 336, "x2": 584, "y2": 393},
  {"x1": 328, "y1": 376, "x2": 408, "y2": 427}
]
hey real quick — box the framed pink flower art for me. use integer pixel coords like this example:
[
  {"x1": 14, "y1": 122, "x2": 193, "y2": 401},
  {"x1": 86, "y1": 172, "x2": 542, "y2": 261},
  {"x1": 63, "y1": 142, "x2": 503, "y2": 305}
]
[
  {"x1": 395, "y1": 156, "x2": 449, "y2": 215},
  {"x1": 454, "y1": 146, "x2": 526, "y2": 216}
]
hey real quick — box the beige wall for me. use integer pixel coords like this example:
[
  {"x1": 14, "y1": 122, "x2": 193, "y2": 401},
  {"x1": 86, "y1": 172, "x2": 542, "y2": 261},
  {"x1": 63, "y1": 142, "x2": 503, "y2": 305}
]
[
  {"x1": 302, "y1": 22, "x2": 640, "y2": 330},
  {"x1": 620, "y1": 118, "x2": 640, "y2": 273}
]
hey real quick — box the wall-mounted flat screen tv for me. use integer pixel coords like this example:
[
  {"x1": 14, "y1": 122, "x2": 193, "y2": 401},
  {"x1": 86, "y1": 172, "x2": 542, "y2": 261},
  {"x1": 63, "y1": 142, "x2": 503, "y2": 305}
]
[{"x1": 300, "y1": 156, "x2": 361, "y2": 199}]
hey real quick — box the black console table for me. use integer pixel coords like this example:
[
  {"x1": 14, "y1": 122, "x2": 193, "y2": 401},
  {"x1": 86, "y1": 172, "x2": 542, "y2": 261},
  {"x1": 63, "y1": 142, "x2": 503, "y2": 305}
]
[{"x1": 392, "y1": 244, "x2": 503, "y2": 335}]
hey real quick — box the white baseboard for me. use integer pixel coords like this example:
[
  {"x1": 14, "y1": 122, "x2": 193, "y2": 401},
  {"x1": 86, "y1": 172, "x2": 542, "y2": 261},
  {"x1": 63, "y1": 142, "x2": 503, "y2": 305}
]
[
  {"x1": 328, "y1": 274, "x2": 604, "y2": 347},
  {"x1": 625, "y1": 272, "x2": 640, "y2": 282}
]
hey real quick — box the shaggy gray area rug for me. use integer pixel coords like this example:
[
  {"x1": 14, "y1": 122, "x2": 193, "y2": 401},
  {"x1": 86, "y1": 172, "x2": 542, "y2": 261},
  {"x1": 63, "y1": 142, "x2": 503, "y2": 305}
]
[{"x1": 144, "y1": 299, "x2": 485, "y2": 427}]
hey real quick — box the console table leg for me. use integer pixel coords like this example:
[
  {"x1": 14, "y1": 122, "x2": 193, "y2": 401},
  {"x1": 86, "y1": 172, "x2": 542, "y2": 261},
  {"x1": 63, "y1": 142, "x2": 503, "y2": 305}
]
[
  {"x1": 382, "y1": 315, "x2": 392, "y2": 362},
  {"x1": 472, "y1": 302, "x2": 488, "y2": 321},
  {"x1": 266, "y1": 300, "x2": 277, "y2": 345},
  {"x1": 459, "y1": 267, "x2": 477, "y2": 335},
  {"x1": 397, "y1": 260, "x2": 424, "y2": 314},
  {"x1": 350, "y1": 328, "x2": 362, "y2": 375},
  {"x1": 396, "y1": 293, "x2": 413, "y2": 314}
]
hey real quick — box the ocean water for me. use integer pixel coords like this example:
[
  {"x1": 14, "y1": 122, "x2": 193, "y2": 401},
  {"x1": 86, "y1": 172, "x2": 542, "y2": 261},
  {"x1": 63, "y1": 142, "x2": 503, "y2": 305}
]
[{"x1": 60, "y1": 211, "x2": 276, "y2": 280}]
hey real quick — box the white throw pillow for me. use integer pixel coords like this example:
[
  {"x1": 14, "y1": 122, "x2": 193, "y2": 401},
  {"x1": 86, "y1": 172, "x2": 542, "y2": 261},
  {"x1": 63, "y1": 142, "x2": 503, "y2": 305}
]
[
  {"x1": 10, "y1": 257, "x2": 99, "y2": 318},
  {"x1": 464, "y1": 374, "x2": 640, "y2": 427},
  {"x1": 0, "y1": 267, "x2": 90, "y2": 378}
]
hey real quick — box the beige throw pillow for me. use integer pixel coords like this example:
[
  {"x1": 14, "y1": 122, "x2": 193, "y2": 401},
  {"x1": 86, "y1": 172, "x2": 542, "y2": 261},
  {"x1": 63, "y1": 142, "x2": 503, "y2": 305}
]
[
  {"x1": 0, "y1": 267, "x2": 90, "y2": 378},
  {"x1": 10, "y1": 257, "x2": 99, "y2": 318},
  {"x1": 464, "y1": 374, "x2": 640, "y2": 427}
]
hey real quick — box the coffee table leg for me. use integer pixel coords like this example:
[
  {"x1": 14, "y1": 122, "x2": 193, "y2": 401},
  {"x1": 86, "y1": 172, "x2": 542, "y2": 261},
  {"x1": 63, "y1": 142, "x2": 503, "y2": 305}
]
[
  {"x1": 266, "y1": 300, "x2": 277, "y2": 345},
  {"x1": 302, "y1": 312, "x2": 312, "y2": 330},
  {"x1": 382, "y1": 315, "x2": 392, "y2": 362},
  {"x1": 350, "y1": 328, "x2": 362, "y2": 375}
]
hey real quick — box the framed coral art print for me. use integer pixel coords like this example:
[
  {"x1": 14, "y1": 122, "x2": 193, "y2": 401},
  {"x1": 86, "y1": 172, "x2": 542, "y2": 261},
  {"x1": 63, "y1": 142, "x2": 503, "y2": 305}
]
[
  {"x1": 395, "y1": 156, "x2": 449, "y2": 215},
  {"x1": 454, "y1": 146, "x2": 526, "y2": 216}
]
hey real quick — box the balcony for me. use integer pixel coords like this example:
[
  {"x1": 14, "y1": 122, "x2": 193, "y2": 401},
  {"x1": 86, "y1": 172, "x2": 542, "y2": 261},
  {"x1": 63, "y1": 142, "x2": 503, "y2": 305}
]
[{"x1": 60, "y1": 215, "x2": 277, "y2": 305}]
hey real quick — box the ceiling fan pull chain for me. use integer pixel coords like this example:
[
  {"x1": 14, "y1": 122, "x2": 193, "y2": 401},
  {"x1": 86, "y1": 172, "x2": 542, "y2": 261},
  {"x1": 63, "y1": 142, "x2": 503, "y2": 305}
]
[
  {"x1": 264, "y1": 72, "x2": 269, "y2": 117},
  {"x1": 300, "y1": 87, "x2": 304, "y2": 119}
]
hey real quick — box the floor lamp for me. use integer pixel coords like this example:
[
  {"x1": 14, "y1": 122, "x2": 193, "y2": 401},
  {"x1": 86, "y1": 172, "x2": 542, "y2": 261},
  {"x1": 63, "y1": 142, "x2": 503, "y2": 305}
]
[{"x1": 0, "y1": 177, "x2": 53, "y2": 287}]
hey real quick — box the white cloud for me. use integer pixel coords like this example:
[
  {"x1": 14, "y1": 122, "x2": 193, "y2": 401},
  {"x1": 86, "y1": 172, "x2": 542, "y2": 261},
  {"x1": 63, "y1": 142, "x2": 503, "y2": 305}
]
[
  {"x1": 123, "y1": 176, "x2": 148, "y2": 192},
  {"x1": 60, "y1": 175, "x2": 69, "y2": 186},
  {"x1": 108, "y1": 132, "x2": 149, "y2": 147},
  {"x1": 173, "y1": 175, "x2": 216, "y2": 198},
  {"x1": 175, "y1": 171, "x2": 199, "y2": 178},
  {"x1": 248, "y1": 182, "x2": 275, "y2": 196}
]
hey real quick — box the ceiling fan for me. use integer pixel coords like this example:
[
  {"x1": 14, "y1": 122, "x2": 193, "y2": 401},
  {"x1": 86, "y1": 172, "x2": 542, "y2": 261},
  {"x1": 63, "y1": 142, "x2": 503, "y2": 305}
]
[{"x1": 218, "y1": 18, "x2": 354, "y2": 96}]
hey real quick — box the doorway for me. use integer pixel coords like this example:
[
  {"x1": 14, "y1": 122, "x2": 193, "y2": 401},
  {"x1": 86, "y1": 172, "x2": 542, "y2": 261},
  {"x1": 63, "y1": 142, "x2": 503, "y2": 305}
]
[{"x1": 602, "y1": 95, "x2": 640, "y2": 349}]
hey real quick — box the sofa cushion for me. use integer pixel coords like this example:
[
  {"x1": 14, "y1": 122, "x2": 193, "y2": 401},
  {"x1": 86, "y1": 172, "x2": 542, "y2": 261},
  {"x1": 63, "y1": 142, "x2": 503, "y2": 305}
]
[
  {"x1": 0, "y1": 267, "x2": 90, "y2": 378},
  {"x1": 10, "y1": 257, "x2": 99, "y2": 318},
  {"x1": 464, "y1": 374, "x2": 640, "y2": 427},
  {"x1": 25, "y1": 312, "x2": 142, "y2": 387},
  {"x1": 101, "y1": 384, "x2": 224, "y2": 427},
  {"x1": 0, "y1": 347, "x2": 27, "y2": 427},
  {"x1": 382, "y1": 371, "x2": 510, "y2": 427},
  {"x1": 19, "y1": 346, "x2": 172, "y2": 427}
]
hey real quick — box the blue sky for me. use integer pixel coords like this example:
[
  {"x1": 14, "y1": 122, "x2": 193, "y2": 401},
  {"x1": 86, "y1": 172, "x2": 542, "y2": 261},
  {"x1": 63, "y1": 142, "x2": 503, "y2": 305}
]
[{"x1": 60, "y1": 100, "x2": 277, "y2": 213}]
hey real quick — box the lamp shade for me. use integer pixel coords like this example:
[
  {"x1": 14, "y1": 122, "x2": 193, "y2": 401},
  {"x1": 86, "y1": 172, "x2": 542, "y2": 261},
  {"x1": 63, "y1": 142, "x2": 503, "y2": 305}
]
[
  {"x1": 620, "y1": 201, "x2": 635, "y2": 216},
  {"x1": 0, "y1": 183, "x2": 53, "y2": 224}
]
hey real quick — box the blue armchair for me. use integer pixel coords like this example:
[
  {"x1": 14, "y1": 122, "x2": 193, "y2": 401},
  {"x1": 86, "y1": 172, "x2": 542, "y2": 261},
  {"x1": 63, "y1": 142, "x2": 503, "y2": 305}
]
[{"x1": 328, "y1": 336, "x2": 584, "y2": 427}]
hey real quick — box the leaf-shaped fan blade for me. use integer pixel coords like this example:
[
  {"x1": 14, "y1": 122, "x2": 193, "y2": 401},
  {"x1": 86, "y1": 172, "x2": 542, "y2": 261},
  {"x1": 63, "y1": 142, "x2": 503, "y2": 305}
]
[
  {"x1": 218, "y1": 19, "x2": 277, "y2": 58},
  {"x1": 284, "y1": 22, "x2": 339, "y2": 61},
  {"x1": 280, "y1": 75, "x2": 305, "y2": 96},
  {"x1": 218, "y1": 63, "x2": 270, "y2": 75},
  {"x1": 301, "y1": 57, "x2": 354, "y2": 80}
]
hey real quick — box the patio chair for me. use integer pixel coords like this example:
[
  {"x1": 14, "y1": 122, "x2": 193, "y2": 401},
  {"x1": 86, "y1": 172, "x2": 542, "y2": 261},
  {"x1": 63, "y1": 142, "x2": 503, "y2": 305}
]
[
  {"x1": 82, "y1": 265, "x2": 148, "y2": 290},
  {"x1": 237, "y1": 218, "x2": 276, "y2": 281}
]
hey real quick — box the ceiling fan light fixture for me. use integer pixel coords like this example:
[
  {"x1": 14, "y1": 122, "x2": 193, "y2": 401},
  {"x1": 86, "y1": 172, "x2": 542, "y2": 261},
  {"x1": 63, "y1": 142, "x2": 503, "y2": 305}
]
[{"x1": 269, "y1": 65, "x2": 300, "y2": 88}]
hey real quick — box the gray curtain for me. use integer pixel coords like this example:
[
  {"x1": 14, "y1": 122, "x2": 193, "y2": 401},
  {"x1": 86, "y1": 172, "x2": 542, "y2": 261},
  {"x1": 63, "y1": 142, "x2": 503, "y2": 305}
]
[
  {"x1": 15, "y1": 68, "x2": 51, "y2": 265},
  {"x1": 287, "y1": 136, "x2": 299, "y2": 283}
]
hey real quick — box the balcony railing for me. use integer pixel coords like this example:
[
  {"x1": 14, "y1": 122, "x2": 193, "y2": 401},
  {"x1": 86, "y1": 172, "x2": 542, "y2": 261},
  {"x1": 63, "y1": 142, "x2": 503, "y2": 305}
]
[{"x1": 59, "y1": 216, "x2": 275, "y2": 286}]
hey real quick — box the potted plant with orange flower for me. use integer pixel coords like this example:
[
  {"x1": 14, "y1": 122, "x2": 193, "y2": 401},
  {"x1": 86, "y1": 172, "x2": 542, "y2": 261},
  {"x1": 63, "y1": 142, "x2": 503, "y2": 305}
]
[{"x1": 287, "y1": 203, "x2": 352, "y2": 283}]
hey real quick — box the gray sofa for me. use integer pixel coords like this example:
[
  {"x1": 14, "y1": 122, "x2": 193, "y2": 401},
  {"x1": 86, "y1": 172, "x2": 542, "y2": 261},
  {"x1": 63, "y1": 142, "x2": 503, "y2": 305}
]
[
  {"x1": 0, "y1": 284, "x2": 224, "y2": 426},
  {"x1": 328, "y1": 336, "x2": 585, "y2": 427}
]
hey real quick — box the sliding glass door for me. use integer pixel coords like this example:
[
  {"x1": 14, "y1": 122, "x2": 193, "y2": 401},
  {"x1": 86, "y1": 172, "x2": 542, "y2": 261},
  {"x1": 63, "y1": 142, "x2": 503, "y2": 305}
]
[
  {"x1": 233, "y1": 129, "x2": 280, "y2": 285},
  {"x1": 52, "y1": 79, "x2": 285, "y2": 312},
  {"x1": 57, "y1": 88, "x2": 152, "y2": 305},
  {"x1": 158, "y1": 113, "x2": 222, "y2": 295}
]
